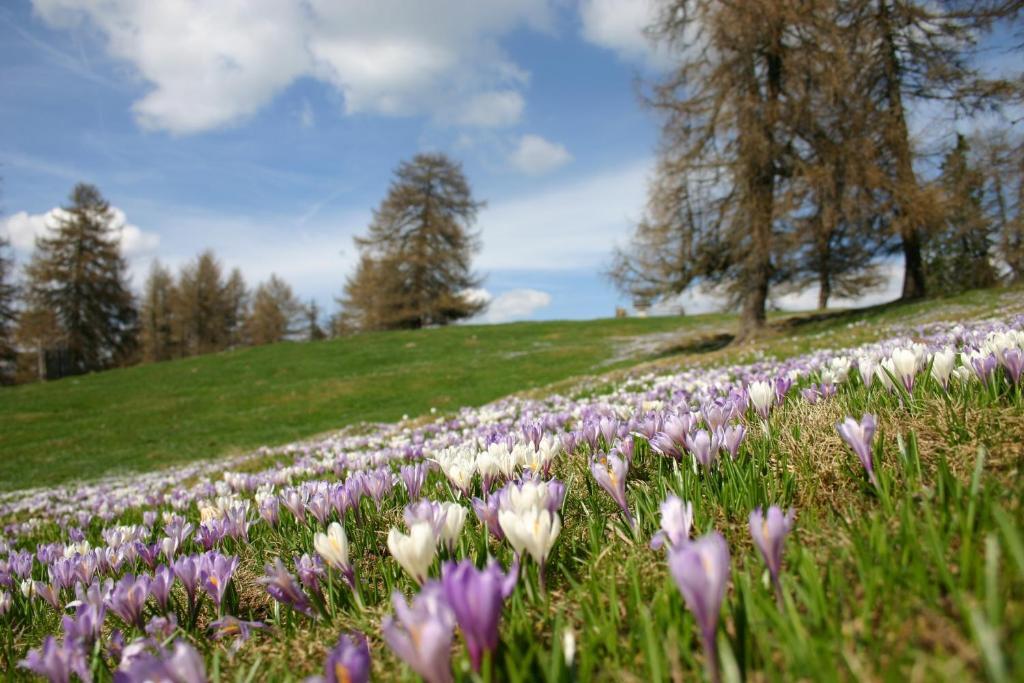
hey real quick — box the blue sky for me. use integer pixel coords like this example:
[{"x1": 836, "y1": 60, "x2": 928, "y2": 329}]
[{"x1": 0, "y1": 1, "x2": 1017, "y2": 323}]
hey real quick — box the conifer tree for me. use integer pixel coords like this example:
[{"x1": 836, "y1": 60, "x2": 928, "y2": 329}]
[
  {"x1": 858, "y1": 0, "x2": 1019, "y2": 299},
  {"x1": 246, "y1": 274, "x2": 303, "y2": 345},
  {"x1": 614, "y1": 1, "x2": 803, "y2": 341},
  {"x1": 139, "y1": 260, "x2": 176, "y2": 362},
  {"x1": 925, "y1": 134, "x2": 999, "y2": 294},
  {"x1": 173, "y1": 250, "x2": 229, "y2": 356},
  {"x1": 306, "y1": 300, "x2": 326, "y2": 342},
  {"x1": 223, "y1": 267, "x2": 249, "y2": 347},
  {"x1": 0, "y1": 236, "x2": 17, "y2": 383},
  {"x1": 341, "y1": 153, "x2": 486, "y2": 330},
  {"x1": 24, "y1": 183, "x2": 138, "y2": 376}
]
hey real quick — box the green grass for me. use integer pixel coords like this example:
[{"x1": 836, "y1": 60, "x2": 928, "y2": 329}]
[
  {"x1": 0, "y1": 313, "x2": 736, "y2": 491},
  {"x1": 3, "y1": 286, "x2": 1019, "y2": 493},
  {"x1": 2, "y1": 286, "x2": 1023, "y2": 681}
]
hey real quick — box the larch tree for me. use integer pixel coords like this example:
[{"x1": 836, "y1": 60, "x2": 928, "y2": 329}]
[
  {"x1": 784, "y1": 0, "x2": 891, "y2": 309},
  {"x1": 246, "y1": 274, "x2": 303, "y2": 346},
  {"x1": 615, "y1": 0, "x2": 805, "y2": 341},
  {"x1": 340, "y1": 153, "x2": 487, "y2": 331},
  {"x1": 976, "y1": 129, "x2": 1024, "y2": 282},
  {"x1": 139, "y1": 260, "x2": 177, "y2": 362},
  {"x1": 924, "y1": 134, "x2": 1000, "y2": 293},
  {"x1": 23, "y1": 183, "x2": 138, "y2": 376},
  {"x1": 858, "y1": 0, "x2": 1020, "y2": 300},
  {"x1": 172, "y1": 250, "x2": 230, "y2": 356},
  {"x1": 223, "y1": 267, "x2": 250, "y2": 347},
  {"x1": 0, "y1": 235, "x2": 17, "y2": 383}
]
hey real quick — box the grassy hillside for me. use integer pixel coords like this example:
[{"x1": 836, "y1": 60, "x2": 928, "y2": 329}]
[
  {"x1": 0, "y1": 313, "x2": 732, "y2": 491},
  {"x1": 2, "y1": 287, "x2": 1018, "y2": 493}
]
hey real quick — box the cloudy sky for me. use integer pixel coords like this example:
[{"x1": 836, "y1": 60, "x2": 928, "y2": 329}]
[{"x1": 0, "y1": 1, "x2": 1015, "y2": 323}]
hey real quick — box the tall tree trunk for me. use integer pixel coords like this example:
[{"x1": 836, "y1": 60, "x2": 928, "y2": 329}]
[
  {"x1": 818, "y1": 271, "x2": 831, "y2": 310},
  {"x1": 737, "y1": 178, "x2": 774, "y2": 342},
  {"x1": 877, "y1": 0, "x2": 927, "y2": 300},
  {"x1": 736, "y1": 20, "x2": 783, "y2": 343}
]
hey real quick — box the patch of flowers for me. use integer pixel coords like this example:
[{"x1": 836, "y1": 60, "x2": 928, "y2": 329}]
[{"x1": 1, "y1": 315, "x2": 1022, "y2": 681}]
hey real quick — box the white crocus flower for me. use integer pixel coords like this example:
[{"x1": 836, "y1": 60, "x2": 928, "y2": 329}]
[
  {"x1": 930, "y1": 348, "x2": 956, "y2": 389},
  {"x1": 475, "y1": 450, "x2": 501, "y2": 482},
  {"x1": 747, "y1": 381, "x2": 774, "y2": 418},
  {"x1": 314, "y1": 522, "x2": 350, "y2": 572},
  {"x1": 387, "y1": 522, "x2": 437, "y2": 584},
  {"x1": 498, "y1": 507, "x2": 561, "y2": 566},
  {"x1": 858, "y1": 355, "x2": 877, "y2": 388},
  {"x1": 876, "y1": 359, "x2": 897, "y2": 392},
  {"x1": 891, "y1": 348, "x2": 917, "y2": 388},
  {"x1": 439, "y1": 503, "x2": 467, "y2": 550}
]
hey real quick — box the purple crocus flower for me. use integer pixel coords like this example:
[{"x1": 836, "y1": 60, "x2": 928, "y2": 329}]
[
  {"x1": 774, "y1": 376, "x2": 793, "y2": 404},
  {"x1": 590, "y1": 453, "x2": 635, "y2": 529},
  {"x1": 836, "y1": 413, "x2": 879, "y2": 487},
  {"x1": 34, "y1": 581, "x2": 63, "y2": 612},
  {"x1": 471, "y1": 496, "x2": 505, "y2": 541},
  {"x1": 145, "y1": 614, "x2": 179, "y2": 640},
  {"x1": 197, "y1": 520, "x2": 227, "y2": 551},
  {"x1": 719, "y1": 424, "x2": 746, "y2": 460},
  {"x1": 135, "y1": 542, "x2": 162, "y2": 570},
  {"x1": 663, "y1": 413, "x2": 692, "y2": 444},
  {"x1": 649, "y1": 431, "x2": 683, "y2": 460},
  {"x1": 200, "y1": 552, "x2": 239, "y2": 612},
  {"x1": 560, "y1": 430, "x2": 579, "y2": 455},
  {"x1": 20, "y1": 636, "x2": 91, "y2": 683},
  {"x1": 1003, "y1": 348, "x2": 1023, "y2": 385},
  {"x1": 668, "y1": 532, "x2": 731, "y2": 683},
  {"x1": 61, "y1": 600, "x2": 106, "y2": 648},
  {"x1": 310, "y1": 632, "x2": 372, "y2": 683},
  {"x1": 259, "y1": 558, "x2": 313, "y2": 617},
  {"x1": 171, "y1": 556, "x2": 201, "y2": 605},
  {"x1": 106, "y1": 573, "x2": 151, "y2": 630},
  {"x1": 150, "y1": 565, "x2": 174, "y2": 613},
  {"x1": 971, "y1": 352, "x2": 999, "y2": 386},
  {"x1": 701, "y1": 402, "x2": 726, "y2": 431},
  {"x1": 114, "y1": 640, "x2": 207, "y2": 683},
  {"x1": 614, "y1": 438, "x2": 635, "y2": 465},
  {"x1": 440, "y1": 559, "x2": 518, "y2": 671},
  {"x1": 684, "y1": 429, "x2": 721, "y2": 469},
  {"x1": 258, "y1": 496, "x2": 281, "y2": 528},
  {"x1": 650, "y1": 495, "x2": 693, "y2": 550},
  {"x1": 401, "y1": 463, "x2": 428, "y2": 500},
  {"x1": 382, "y1": 583, "x2": 456, "y2": 683},
  {"x1": 221, "y1": 506, "x2": 251, "y2": 542},
  {"x1": 801, "y1": 386, "x2": 822, "y2": 405},
  {"x1": 282, "y1": 489, "x2": 309, "y2": 523},
  {"x1": 404, "y1": 500, "x2": 447, "y2": 539},
  {"x1": 748, "y1": 506, "x2": 795, "y2": 603},
  {"x1": 294, "y1": 553, "x2": 326, "y2": 601},
  {"x1": 307, "y1": 493, "x2": 333, "y2": 526}
]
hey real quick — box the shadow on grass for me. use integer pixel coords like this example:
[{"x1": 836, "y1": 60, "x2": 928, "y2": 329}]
[{"x1": 655, "y1": 332, "x2": 735, "y2": 357}]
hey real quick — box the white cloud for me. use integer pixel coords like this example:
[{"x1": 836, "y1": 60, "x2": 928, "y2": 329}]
[
  {"x1": 647, "y1": 261, "x2": 904, "y2": 316},
  {"x1": 578, "y1": 0, "x2": 672, "y2": 69},
  {"x1": 473, "y1": 288, "x2": 552, "y2": 323},
  {"x1": 0, "y1": 206, "x2": 160, "y2": 257},
  {"x1": 479, "y1": 157, "x2": 650, "y2": 270},
  {"x1": 509, "y1": 134, "x2": 572, "y2": 175},
  {"x1": 32, "y1": 0, "x2": 553, "y2": 134},
  {"x1": 455, "y1": 90, "x2": 525, "y2": 128}
]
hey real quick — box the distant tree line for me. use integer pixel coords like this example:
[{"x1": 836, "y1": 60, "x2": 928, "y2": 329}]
[
  {"x1": 0, "y1": 184, "x2": 320, "y2": 384},
  {"x1": 0, "y1": 153, "x2": 487, "y2": 384},
  {"x1": 609, "y1": 0, "x2": 1024, "y2": 340}
]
